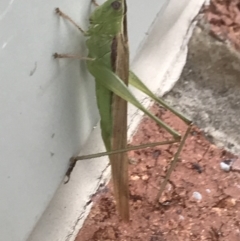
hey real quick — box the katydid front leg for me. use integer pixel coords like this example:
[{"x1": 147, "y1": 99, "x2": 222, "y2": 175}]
[
  {"x1": 92, "y1": 0, "x2": 99, "y2": 7},
  {"x1": 55, "y1": 8, "x2": 86, "y2": 33}
]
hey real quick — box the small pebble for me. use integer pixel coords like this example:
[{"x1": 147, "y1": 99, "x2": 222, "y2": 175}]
[
  {"x1": 206, "y1": 189, "x2": 211, "y2": 193},
  {"x1": 220, "y1": 162, "x2": 230, "y2": 171},
  {"x1": 220, "y1": 159, "x2": 233, "y2": 172},
  {"x1": 141, "y1": 175, "x2": 149, "y2": 180},
  {"x1": 131, "y1": 175, "x2": 140, "y2": 180},
  {"x1": 192, "y1": 191, "x2": 202, "y2": 201},
  {"x1": 179, "y1": 215, "x2": 185, "y2": 220}
]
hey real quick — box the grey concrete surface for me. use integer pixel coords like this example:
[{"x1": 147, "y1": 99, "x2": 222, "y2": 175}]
[{"x1": 164, "y1": 24, "x2": 240, "y2": 155}]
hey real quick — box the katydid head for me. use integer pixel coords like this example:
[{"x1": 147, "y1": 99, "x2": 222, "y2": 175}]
[
  {"x1": 91, "y1": 0, "x2": 125, "y2": 19},
  {"x1": 88, "y1": 0, "x2": 126, "y2": 36}
]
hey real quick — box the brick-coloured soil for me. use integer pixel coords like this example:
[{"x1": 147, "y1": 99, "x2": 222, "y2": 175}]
[
  {"x1": 75, "y1": 105, "x2": 240, "y2": 241},
  {"x1": 205, "y1": 0, "x2": 240, "y2": 50}
]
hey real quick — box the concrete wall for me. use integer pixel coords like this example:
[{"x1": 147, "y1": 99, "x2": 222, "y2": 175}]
[{"x1": 0, "y1": 0, "x2": 169, "y2": 240}]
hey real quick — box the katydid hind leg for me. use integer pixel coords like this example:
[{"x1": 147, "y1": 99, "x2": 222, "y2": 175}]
[
  {"x1": 128, "y1": 71, "x2": 193, "y2": 200},
  {"x1": 129, "y1": 71, "x2": 192, "y2": 125},
  {"x1": 156, "y1": 124, "x2": 192, "y2": 202},
  {"x1": 63, "y1": 65, "x2": 192, "y2": 204},
  {"x1": 65, "y1": 140, "x2": 179, "y2": 183}
]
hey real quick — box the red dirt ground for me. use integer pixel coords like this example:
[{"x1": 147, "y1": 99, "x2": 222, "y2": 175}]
[
  {"x1": 75, "y1": 105, "x2": 240, "y2": 241},
  {"x1": 205, "y1": 0, "x2": 240, "y2": 50}
]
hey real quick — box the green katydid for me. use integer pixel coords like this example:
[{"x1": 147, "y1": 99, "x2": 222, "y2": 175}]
[{"x1": 54, "y1": 0, "x2": 192, "y2": 222}]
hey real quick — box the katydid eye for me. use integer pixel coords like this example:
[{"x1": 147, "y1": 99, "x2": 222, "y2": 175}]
[{"x1": 111, "y1": 1, "x2": 121, "y2": 10}]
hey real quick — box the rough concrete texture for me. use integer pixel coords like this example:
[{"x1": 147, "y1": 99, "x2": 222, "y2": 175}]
[{"x1": 164, "y1": 23, "x2": 240, "y2": 155}]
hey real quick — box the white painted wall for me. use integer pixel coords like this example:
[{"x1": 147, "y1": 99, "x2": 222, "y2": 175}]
[{"x1": 1, "y1": 0, "x2": 171, "y2": 241}]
